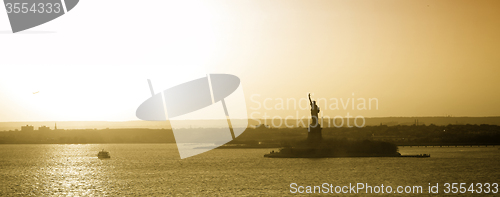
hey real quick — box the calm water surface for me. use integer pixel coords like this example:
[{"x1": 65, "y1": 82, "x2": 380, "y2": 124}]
[{"x1": 0, "y1": 144, "x2": 499, "y2": 196}]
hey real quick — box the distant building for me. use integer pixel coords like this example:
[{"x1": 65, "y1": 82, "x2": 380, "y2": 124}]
[
  {"x1": 51, "y1": 122, "x2": 64, "y2": 131},
  {"x1": 38, "y1": 126, "x2": 51, "y2": 131},
  {"x1": 21, "y1": 125, "x2": 34, "y2": 132}
]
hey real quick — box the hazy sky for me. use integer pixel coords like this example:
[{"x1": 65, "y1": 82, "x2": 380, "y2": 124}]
[{"x1": 0, "y1": 0, "x2": 499, "y2": 121}]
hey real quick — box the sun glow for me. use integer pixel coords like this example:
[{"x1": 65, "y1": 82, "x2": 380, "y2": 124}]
[{"x1": 0, "y1": 66, "x2": 208, "y2": 121}]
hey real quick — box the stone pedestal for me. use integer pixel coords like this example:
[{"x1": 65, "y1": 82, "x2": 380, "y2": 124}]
[{"x1": 308, "y1": 124, "x2": 322, "y2": 142}]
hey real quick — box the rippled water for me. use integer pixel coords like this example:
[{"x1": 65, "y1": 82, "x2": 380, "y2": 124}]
[{"x1": 0, "y1": 144, "x2": 499, "y2": 196}]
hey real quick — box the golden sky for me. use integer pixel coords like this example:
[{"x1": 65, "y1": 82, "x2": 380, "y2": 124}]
[{"x1": 0, "y1": 0, "x2": 499, "y2": 121}]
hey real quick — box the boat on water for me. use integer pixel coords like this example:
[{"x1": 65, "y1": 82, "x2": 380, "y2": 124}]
[{"x1": 97, "y1": 149, "x2": 111, "y2": 159}]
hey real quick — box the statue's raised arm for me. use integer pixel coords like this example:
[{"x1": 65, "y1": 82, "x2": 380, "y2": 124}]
[{"x1": 308, "y1": 93, "x2": 312, "y2": 106}]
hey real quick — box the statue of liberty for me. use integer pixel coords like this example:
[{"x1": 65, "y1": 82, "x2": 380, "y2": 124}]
[{"x1": 308, "y1": 93, "x2": 320, "y2": 127}]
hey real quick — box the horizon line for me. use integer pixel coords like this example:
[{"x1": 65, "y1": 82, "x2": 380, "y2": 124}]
[{"x1": 1, "y1": 116, "x2": 500, "y2": 122}]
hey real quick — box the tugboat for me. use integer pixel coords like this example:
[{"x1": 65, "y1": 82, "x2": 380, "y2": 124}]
[{"x1": 97, "y1": 149, "x2": 111, "y2": 159}]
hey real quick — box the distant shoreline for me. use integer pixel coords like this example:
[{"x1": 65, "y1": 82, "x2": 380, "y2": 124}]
[
  {"x1": 0, "y1": 143, "x2": 498, "y2": 148},
  {"x1": 1, "y1": 116, "x2": 500, "y2": 131},
  {"x1": 1, "y1": 124, "x2": 499, "y2": 146}
]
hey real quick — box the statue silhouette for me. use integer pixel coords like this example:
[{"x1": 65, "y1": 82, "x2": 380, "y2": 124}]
[{"x1": 309, "y1": 93, "x2": 320, "y2": 126}]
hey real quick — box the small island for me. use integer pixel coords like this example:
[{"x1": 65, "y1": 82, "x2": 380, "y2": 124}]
[{"x1": 264, "y1": 94, "x2": 428, "y2": 158}]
